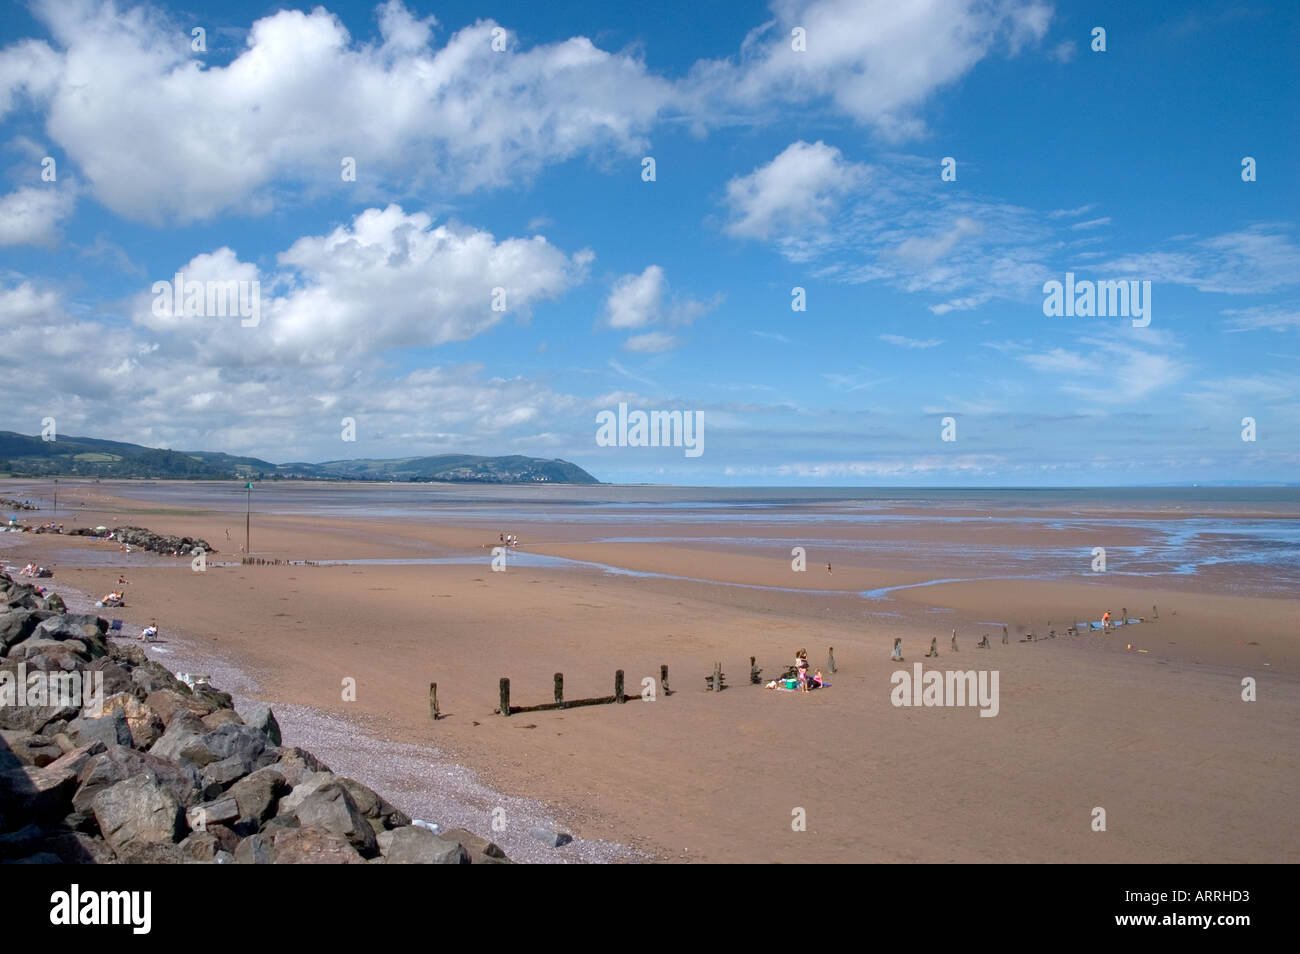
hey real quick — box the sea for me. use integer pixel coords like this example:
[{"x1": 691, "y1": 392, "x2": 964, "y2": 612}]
[{"x1": 8, "y1": 482, "x2": 1300, "y2": 599}]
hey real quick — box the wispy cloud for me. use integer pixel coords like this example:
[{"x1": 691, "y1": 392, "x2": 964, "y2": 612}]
[
  {"x1": 878, "y1": 333, "x2": 943, "y2": 349},
  {"x1": 1221, "y1": 303, "x2": 1300, "y2": 332}
]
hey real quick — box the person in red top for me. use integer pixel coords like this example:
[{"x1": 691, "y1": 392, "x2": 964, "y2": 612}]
[{"x1": 1102, "y1": 610, "x2": 1112, "y2": 631}]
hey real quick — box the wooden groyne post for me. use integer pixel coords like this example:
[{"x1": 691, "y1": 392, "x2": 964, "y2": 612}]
[
  {"x1": 827, "y1": 646, "x2": 837, "y2": 673},
  {"x1": 498, "y1": 668, "x2": 661, "y2": 716},
  {"x1": 661, "y1": 664, "x2": 670, "y2": 696},
  {"x1": 429, "y1": 682, "x2": 440, "y2": 721}
]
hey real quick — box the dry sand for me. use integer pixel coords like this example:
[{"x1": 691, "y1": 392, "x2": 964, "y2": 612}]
[{"x1": 4, "y1": 481, "x2": 1296, "y2": 863}]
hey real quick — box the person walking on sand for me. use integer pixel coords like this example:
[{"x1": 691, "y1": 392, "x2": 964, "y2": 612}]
[
  {"x1": 225, "y1": 528, "x2": 231, "y2": 541},
  {"x1": 1102, "y1": 610, "x2": 1112, "y2": 632}
]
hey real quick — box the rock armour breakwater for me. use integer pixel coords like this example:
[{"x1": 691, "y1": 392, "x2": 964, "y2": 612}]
[{"x1": 0, "y1": 569, "x2": 510, "y2": 864}]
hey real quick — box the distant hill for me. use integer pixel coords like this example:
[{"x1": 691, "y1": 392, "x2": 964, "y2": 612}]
[{"x1": 0, "y1": 431, "x2": 599, "y2": 484}]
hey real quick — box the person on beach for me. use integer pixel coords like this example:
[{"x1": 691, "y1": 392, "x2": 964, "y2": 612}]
[
  {"x1": 1102, "y1": 610, "x2": 1112, "y2": 631},
  {"x1": 826, "y1": 562, "x2": 832, "y2": 573},
  {"x1": 225, "y1": 528, "x2": 231, "y2": 541},
  {"x1": 796, "y1": 649, "x2": 810, "y2": 690},
  {"x1": 139, "y1": 620, "x2": 158, "y2": 642}
]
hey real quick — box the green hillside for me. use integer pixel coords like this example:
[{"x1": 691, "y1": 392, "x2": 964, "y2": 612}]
[{"x1": 0, "y1": 431, "x2": 599, "y2": 484}]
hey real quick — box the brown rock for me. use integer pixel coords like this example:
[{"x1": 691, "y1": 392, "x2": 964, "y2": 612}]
[
  {"x1": 201, "y1": 709, "x2": 244, "y2": 730},
  {"x1": 271, "y1": 827, "x2": 366, "y2": 864},
  {"x1": 101, "y1": 692, "x2": 165, "y2": 748},
  {"x1": 438, "y1": 826, "x2": 511, "y2": 863},
  {"x1": 145, "y1": 688, "x2": 216, "y2": 726}
]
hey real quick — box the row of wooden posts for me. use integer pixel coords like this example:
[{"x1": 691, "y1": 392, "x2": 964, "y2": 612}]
[
  {"x1": 897, "y1": 605, "x2": 1160, "y2": 659},
  {"x1": 240, "y1": 557, "x2": 319, "y2": 566},
  {"x1": 426, "y1": 601, "x2": 1167, "y2": 718},
  {"x1": 426, "y1": 648, "x2": 841, "y2": 720}
]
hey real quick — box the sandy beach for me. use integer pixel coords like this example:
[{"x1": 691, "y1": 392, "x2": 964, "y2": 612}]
[{"x1": 4, "y1": 480, "x2": 1297, "y2": 864}]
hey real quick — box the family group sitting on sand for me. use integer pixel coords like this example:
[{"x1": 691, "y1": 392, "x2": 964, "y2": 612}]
[{"x1": 765, "y1": 648, "x2": 826, "y2": 692}]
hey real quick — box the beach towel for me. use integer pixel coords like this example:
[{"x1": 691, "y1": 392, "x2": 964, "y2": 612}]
[{"x1": 770, "y1": 681, "x2": 831, "y2": 692}]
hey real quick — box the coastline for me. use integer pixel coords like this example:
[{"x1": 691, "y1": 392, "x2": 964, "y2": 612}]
[
  {"x1": 4, "y1": 479, "x2": 1297, "y2": 863},
  {"x1": 8, "y1": 571, "x2": 643, "y2": 865}
]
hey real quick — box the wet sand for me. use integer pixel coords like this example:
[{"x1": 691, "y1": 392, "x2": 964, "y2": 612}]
[{"x1": 4, "y1": 480, "x2": 1297, "y2": 863}]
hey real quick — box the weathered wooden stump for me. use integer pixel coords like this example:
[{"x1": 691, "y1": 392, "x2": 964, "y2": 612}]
[
  {"x1": 661, "y1": 664, "x2": 670, "y2": 696},
  {"x1": 615, "y1": 669, "x2": 625, "y2": 704},
  {"x1": 499, "y1": 677, "x2": 511, "y2": 717},
  {"x1": 827, "y1": 646, "x2": 837, "y2": 673},
  {"x1": 554, "y1": 672, "x2": 564, "y2": 709},
  {"x1": 429, "y1": 682, "x2": 440, "y2": 721}
]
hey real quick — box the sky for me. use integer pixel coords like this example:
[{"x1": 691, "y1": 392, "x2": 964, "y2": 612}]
[{"x1": 0, "y1": 0, "x2": 1297, "y2": 485}]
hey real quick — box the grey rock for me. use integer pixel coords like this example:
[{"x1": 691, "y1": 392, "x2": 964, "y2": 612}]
[
  {"x1": 233, "y1": 831, "x2": 276, "y2": 864},
  {"x1": 67, "y1": 709, "x2": 133, "y2": 749},
  {"x1": 292, "y1": 781, "x2": 377, "y2": 856},
  {"x1": 91, "y1": 775, "x2": 183, "y2": 854},
  {"x1": 186, "y1": 796, "x2": 240, "y2": 831},
  {"x1": 147, "y1": 711, "x2": 209, "y2": 763},
  {"x1": 86, "y1": 659, "x2": 135, "y2": 698},
  {"x1": 529, "y1": 825, "x2": 573, "y2": 848},
  {"x1": 44, "y1": 740, "x2": 107, "y2": 778},
  {"x1": 240, "y1": 703, "x2": 282, "y2": 745},
  {"x1": 13, "y1": 636, "x2": 88, "y2": 660},
  {"x1": 380, "y1": 825, "x2": 470, "y2": 864},
  {"x1": 200, "y1": 754, "x2": 254, "y2": 792},
  {"x1": 274, "y1": 747, "x2": 330, "y2": 787},
  {"x1": 0, "y1": 610, "x2": 41, "y2": 653},
  {"x1": 226, "y1": 766, "x2": 287, "y2": 828},
  {"x1": 276, "y1": 771, "x2": 337, "y2": 815},
  {"x1": 0, "y1": 730, "x2": 63, "y2": 767},
  {"x1": 74, "y1": 746, "x2": 202, "y2": 814}
]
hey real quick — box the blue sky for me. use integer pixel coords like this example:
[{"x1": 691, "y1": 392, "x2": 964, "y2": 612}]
[{"x1": 1, "y1": 0, "x2": 1297, "y2": 485}]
